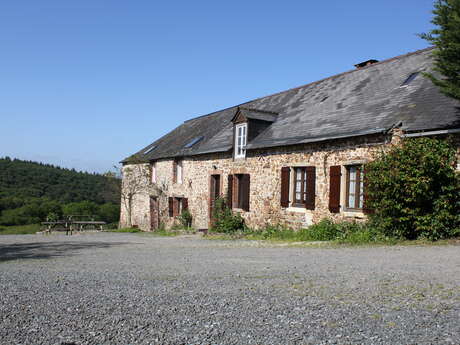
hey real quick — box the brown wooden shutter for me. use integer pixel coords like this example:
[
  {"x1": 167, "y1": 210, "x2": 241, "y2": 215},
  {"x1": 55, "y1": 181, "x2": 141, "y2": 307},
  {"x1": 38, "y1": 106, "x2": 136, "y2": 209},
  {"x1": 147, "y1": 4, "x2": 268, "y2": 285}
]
[
  {"x1": 280, "y1": 167, "x2": 290, "y2": 207},
  {"x1": 304, "y1": 166, "x2": 316, "y2": 210},
  {"x1": 329, "y1": 166, "x2": 341, "y2": 213},
  {"x1": 241, "y1": 174, "x2": 250, "y2": 212},
  {"x1": 362, "y1": 166, "x2": 374, "y2": 214},
  {"x1": 168, "y1": 197, "x2": 174, "y2": 217},
  {"x1": 172, "y1": 160, "x2": 177, "y2": 183},
  {"x1": 182, "y1": 198, "x2": 188, "y2": 211},
  {"x1": 227, "y1": 175, "x2": 234, "y2": 209}
]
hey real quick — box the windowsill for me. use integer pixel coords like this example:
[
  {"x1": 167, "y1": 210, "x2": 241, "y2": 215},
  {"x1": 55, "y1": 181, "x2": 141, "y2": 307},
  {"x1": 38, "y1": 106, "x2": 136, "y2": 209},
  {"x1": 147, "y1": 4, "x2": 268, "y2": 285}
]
[
  {"x1": 232, "y1": 207, "x2": 247, "y2": 213},
  {"x1": 286, "y1": 206, "x2": 311, "y2": 213},
  {"x1": 343, "y1": 210, "x2": 365, "y2": 218}
]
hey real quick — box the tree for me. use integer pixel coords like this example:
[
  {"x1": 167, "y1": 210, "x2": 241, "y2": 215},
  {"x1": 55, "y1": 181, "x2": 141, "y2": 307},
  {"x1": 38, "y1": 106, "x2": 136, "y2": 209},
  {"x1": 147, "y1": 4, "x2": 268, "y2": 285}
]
[
  {"x1": 420, "y1": 0, "x2": 460, "y2": 100},
  {"x1": 365, "y1": 137, "x2": 460, "y2": 240}
]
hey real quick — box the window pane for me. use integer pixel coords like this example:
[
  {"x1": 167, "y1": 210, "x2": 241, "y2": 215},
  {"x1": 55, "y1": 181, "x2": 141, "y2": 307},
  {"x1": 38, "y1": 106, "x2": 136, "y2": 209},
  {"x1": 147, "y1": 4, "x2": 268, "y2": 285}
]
[
  {"x1": 349, "y1": 166, "x2": 356, "y2": 181},
  {"x1": 296, "y1": 181, "x2": 301, "y2": 193},
  {"x1": 348, "y1": 193, "x2": 355, "y2": 208},
  {"x1": 348, "y1": 166, "x2": 356, "y2": 207}
]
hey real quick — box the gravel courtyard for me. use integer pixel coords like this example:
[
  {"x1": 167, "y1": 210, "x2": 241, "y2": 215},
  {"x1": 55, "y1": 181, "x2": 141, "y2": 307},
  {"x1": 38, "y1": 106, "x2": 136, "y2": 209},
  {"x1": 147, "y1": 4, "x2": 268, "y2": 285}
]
[{"x1": 0, "y1": 233, "x2": 459, "y2": 345}]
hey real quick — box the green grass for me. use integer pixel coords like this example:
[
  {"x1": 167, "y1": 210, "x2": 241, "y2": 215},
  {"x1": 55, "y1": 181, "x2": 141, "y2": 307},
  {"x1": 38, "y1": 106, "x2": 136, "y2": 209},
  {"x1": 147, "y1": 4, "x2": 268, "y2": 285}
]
[
  {"x1": 108, "y1": 227, "x2": 180, "y2": 236},
  {"x1": 107, "y1": 227, "x2": 142, "y2": 233},
  {"x1": 0, "y1": 224, "x2": 41, "y2": 235},
  {"x1": 147, "y1": 229, "x2": 180, "y2": 237}
]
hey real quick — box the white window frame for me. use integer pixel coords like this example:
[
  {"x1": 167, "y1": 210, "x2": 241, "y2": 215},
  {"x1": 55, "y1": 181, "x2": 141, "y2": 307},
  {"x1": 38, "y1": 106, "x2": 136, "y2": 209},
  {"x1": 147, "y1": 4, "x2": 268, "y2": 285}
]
[{"x1": 234, "y1": 123, "x2": 247, "y2": 159}]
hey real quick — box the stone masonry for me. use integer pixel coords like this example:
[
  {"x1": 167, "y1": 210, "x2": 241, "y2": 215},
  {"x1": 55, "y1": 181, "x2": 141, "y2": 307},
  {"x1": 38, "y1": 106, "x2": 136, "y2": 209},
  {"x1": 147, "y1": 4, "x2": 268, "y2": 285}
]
[
  {"x1": 121, "y1": 130, "x2": 441, "y2": 231},
  {"x1": 120, "y1": 131, "x2": 460, "y2": 231}
]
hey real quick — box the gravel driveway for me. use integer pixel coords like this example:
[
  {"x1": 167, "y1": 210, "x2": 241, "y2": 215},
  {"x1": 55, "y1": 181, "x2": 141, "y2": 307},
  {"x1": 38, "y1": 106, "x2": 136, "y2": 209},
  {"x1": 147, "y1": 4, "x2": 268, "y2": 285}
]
[{"x1": 0, "y1": 233, "x2": 459, "y2": 345}]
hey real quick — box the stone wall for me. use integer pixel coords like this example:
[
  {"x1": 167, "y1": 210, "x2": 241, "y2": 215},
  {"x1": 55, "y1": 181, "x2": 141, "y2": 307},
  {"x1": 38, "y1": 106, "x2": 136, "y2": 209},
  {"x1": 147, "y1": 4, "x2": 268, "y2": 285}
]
[{"x1": 120, "y1": 132, "x2": 460, "y2": 231}]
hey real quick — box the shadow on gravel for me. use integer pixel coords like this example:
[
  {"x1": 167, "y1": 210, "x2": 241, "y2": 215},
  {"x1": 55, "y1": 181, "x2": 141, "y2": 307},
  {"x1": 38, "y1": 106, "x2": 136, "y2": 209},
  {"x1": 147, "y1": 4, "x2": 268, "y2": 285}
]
[{"x1": 0, "y1": 241, "x2": 131, "y2": 262}]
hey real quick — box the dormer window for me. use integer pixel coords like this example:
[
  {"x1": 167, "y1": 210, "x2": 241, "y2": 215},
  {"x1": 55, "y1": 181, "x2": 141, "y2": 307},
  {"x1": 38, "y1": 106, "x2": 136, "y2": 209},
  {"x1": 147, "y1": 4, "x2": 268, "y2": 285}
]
[
  {"x1": 231, "y1": 107, "x2": 278, "y2": 160},
  {"x1": 235, "y1": 123, "x2": 247, "y2": 159}
]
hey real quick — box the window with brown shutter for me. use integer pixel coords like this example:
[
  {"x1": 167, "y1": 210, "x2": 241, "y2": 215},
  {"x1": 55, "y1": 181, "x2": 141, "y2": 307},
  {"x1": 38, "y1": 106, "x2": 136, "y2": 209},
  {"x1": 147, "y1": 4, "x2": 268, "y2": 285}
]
[
  {"x1": 280, "y1": 167, "x2": 290, "y2": 207},
  {"x1": 231, "y1": 174, "x2": 250, "y2": 211},
  {"x1": 304, "y1": 166, "x2": 316, "y2": 210},
  {"x1": 329, "y1": 166, "x2": 341, "y2": 213},
  {"x1": 240, "y1": 174, "x2": 250, "y2": 211},
  {"x1": 292, "y1": 167, "x2": 314, "y2": 208},
  {"x1": 168, "y1": 197, "x2": 174, "y2": 217},
  {"x1": 182, "y1": 198, "x2": 188, "y2": 211},
  {"x1": 227, "y1": 175, "x2": 233, "y2": 209}
]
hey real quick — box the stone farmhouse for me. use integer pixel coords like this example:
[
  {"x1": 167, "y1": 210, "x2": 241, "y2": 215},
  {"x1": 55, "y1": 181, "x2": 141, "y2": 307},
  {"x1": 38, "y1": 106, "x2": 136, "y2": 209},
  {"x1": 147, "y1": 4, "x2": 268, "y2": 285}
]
[{"x1": 120, "y1": 47, "x2": 460, "y2": 231}]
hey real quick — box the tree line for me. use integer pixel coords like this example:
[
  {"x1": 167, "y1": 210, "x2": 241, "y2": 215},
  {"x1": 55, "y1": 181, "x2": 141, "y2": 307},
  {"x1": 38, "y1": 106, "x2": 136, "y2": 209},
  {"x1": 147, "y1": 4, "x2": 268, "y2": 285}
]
[{"x1": 0, "y1": 157, "x2": 120, "y2": 226}]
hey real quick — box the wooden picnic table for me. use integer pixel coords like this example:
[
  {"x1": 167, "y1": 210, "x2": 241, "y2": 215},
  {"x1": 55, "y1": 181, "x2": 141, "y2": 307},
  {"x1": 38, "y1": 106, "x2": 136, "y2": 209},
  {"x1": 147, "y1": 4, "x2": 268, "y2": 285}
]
[{"x1": 41, "y1": 217, "x2": 106, "y2": 235}]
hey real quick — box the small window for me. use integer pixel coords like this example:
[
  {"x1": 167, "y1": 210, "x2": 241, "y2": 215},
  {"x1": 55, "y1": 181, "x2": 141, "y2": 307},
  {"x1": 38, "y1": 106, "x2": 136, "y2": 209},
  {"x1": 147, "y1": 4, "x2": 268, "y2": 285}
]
[
  {"x1": 234, "y1": 123, "x2": 247, "y2": 159},
  {"x1": 287, "y1": 166, "x2": 316, "y2": 210},
  {"x1": 144, "y1": 145, "x2": 157, "y2": 155},
  {"x1": 184, "y1": 136, "x2": 204, "y2": 148},
  {"x1": 293, "y1": 167, "x2": 308, "y2": 206},
  {"x1": 228, "y1": 174, "x2": 250, "y2": 211},
  {"x1": 169, "y1": 197, "x2": 186, "y2": 217},
  {"x1": 346, "y1": 165, "x2": 364, "y2": 210},
  {"x1": 173, "y1": 160, "x2": 183, "y2": 184},
  {"x1": 401, "y1": 72, "x2": 419, "y2": 86},
  {"x1": 150, "y1": 162, "x2": 156, "y2": 183},
  {"x1": 177, "y1": 160, "x2": 183, "y2": 184}
]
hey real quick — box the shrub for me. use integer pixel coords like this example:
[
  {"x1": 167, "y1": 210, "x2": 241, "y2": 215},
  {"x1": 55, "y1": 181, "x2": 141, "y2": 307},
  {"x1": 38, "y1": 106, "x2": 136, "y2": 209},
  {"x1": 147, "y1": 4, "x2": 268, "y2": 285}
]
[
  {"x1": 177, "y1": 209, "x2": 193, "y2": 229},
  {"x1": 365, "y1": 137, "x2": 460, "y2": 240},
  {"x1": 257, "y1": 224, "x2": 296, "y2": 240},
  {"x1": 211, "y1": 197, "x2": 246, "y2": 233},
  {"x1": 251, "y1": 219, "x2": 385, "y2": 244},
  {"x1": 300, "y1": 219, "x2": 342, "y2": 241}
]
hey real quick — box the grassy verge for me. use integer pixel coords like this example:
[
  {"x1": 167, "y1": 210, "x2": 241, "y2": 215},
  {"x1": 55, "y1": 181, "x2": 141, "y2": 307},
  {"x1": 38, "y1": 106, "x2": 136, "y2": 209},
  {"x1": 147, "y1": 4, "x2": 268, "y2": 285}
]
[
  {"x1": 0, "y1": 224, "x2": 41, "y2": 235},
  {"x1": 107, "y1": 227, "x2": 142, "y2": 233},
  {"x1": 147, "y1": 229, "x2": 180, "y2": 237},
  {"x1": 206, "y1": 219, "x2": 459, "y2": 246}
]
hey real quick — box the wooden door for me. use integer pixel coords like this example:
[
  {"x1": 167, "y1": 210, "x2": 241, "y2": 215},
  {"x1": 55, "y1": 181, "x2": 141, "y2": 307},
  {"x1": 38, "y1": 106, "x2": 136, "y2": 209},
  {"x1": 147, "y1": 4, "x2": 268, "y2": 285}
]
[
  {"x1": 149, "y1": 197, "x2": 159, "y2": 230},
  {"x1": 209, "y1": 174, "x2": 221, "y2": 222}
]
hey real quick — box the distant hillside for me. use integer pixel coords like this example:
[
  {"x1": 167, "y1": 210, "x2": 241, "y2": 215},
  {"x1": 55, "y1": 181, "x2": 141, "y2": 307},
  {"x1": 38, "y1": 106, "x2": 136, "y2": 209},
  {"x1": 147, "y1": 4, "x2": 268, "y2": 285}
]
[
  {"x1": 0, "y1": 157, "x2": 120, "y2": 226},
  {"x1": 0, "y1": 157, "x2": 119, "y2": 203}
]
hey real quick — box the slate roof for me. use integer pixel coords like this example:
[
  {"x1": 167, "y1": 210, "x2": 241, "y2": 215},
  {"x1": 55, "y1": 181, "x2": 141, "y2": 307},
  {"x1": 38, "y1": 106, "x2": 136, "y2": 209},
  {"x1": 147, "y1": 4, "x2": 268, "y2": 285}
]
[{"x1": 123, "y1": 47, "x2": 460, "y2": 163}]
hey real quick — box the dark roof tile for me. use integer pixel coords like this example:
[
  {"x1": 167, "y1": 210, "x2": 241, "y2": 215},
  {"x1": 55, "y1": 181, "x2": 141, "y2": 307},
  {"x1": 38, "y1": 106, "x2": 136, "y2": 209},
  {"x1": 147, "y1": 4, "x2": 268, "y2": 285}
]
[{"x1": 123, "y1": 47, "x2": 460, "y2": 162}]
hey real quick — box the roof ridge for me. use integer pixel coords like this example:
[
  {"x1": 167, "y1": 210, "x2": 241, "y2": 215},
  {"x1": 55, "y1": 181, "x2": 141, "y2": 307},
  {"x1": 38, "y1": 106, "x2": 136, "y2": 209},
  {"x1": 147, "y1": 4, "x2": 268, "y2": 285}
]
[{"x1": 183, "y1": 46, "x2": 434, "y2": 124}]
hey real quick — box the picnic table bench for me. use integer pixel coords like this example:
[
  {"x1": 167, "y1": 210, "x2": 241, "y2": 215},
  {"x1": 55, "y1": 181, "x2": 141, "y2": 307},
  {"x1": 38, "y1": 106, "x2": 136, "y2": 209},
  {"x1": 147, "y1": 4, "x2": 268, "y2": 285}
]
[{"x1": 41, "y1": 215, "x2": 106, "y2": 235}]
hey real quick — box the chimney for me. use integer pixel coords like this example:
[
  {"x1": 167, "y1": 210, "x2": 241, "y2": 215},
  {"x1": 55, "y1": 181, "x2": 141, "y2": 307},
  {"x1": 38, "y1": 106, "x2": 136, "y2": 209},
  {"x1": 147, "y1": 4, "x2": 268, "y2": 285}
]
[{"x1": 354, "y1": 59, "x2": 379, "y2": 69}]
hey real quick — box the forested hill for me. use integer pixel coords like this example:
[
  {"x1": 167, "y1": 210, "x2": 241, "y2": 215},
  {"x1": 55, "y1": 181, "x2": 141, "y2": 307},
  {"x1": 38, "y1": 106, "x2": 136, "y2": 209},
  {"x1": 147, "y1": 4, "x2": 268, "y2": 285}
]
[
  {"x1": 0, "y1": 157, "x2": 118, "y2": 204},
  {"x1": 0, "y1": 157, "x2": 120, "y2": 226}
]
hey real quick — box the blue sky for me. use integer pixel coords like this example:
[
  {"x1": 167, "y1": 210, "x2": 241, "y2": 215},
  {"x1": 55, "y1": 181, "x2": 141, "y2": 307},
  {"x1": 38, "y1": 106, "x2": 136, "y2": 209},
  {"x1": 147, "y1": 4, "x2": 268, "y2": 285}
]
[{"x1": 0, "y1": 0, "x2": 435, "y2": 173}]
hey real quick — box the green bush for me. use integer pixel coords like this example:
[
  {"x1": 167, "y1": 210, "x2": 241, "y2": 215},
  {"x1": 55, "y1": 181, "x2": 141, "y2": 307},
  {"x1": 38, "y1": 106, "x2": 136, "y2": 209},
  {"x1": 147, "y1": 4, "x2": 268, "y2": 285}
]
[
  {"x1": 177, "y1": 209, "x2": 193, "y2": 229},
  {"x1": 250, "y1": 219, "x2": 384, "y2": 244},
  {"x1": 300, "y1": 219, "x2": 342, "y2": 241},
  {"x1": 366, "y1": 137, "x2": 460, "y2": 240},
  {"x1": 211, "y1": 197, "x2": 246, "y2": 233},
  {"x1": 256, "y1": 225, "x2": 296, "y2": 240}
]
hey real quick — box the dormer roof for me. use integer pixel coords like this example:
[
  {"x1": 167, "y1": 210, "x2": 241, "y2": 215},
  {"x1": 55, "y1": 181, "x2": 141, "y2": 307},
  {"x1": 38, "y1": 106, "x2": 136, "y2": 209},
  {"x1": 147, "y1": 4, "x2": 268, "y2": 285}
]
[{"x1": 231, "y1": 107, "x2": 279, "y2": 123}]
